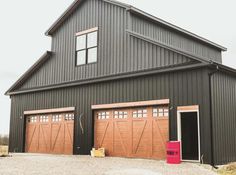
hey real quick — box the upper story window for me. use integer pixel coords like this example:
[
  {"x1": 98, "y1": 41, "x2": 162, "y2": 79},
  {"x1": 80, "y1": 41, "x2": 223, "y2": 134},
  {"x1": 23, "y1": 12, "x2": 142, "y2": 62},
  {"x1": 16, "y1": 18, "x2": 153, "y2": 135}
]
[{"x1": 76, "y1": 27, "x2": 98, "y2": 66}]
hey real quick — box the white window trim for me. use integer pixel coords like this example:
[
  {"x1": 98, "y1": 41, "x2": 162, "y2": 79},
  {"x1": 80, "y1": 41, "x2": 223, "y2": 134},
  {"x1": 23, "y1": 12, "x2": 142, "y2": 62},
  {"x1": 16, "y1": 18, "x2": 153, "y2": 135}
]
[
  {"x1": 76, "y1": 27, "x2": 98, "y2": 36},
  {"x1": 75, "y1": 27, "x2": 98, "y2": 66}
]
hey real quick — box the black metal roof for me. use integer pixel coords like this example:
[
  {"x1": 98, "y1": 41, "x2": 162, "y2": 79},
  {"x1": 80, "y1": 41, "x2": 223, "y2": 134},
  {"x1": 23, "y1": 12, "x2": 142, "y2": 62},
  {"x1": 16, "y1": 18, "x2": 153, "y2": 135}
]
[{"x1": 45, "y1": 0, "x2": 227, "y2": 51}]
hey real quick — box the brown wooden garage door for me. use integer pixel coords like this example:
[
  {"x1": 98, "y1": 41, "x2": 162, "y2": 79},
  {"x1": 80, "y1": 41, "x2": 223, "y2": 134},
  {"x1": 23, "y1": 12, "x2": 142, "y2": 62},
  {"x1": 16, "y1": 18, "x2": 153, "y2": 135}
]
[
  {"x1": 25, "y1": 112, "x2": 74, "y2": 154},
  {"x1": 94, "y1": 106, "x2": 169, "y2": 159}
]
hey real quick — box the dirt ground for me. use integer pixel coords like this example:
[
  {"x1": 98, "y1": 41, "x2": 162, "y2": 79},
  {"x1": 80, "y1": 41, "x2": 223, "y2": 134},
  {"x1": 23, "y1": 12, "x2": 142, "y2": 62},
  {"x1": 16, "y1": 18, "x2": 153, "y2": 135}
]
[{"x1": 0, "y1": 154, "x2": 217, "y2": 175}]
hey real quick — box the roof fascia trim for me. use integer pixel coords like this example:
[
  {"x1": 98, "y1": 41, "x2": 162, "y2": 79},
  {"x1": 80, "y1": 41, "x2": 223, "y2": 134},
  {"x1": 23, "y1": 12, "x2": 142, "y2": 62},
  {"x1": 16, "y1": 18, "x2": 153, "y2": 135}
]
[
  {"x1": 45, "y1": 0, "x2": 129, "y2": 36},
  {"x1": 45, "y1": 0, "x2": 84, "y2": 36}
]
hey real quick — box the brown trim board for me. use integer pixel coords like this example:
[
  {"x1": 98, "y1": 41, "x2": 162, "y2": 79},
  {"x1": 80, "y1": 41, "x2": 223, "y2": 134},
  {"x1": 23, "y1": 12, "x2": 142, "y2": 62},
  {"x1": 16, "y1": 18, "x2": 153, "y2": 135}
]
[
  {"x1": 177, "y1": 105, "x2": 199, "y2": 111},
  {"x1": 92, "y1": 99, "x2": 170, "y2": 110},
  {"x1": 24, "y1": 107, "x2": 75, "y2": 115}
]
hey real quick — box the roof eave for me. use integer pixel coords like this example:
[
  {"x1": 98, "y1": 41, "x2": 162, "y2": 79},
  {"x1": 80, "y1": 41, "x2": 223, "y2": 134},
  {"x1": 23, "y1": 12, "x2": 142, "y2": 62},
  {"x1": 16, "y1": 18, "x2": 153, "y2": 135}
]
[
  {"x1": 7, "y1": 62, "x2": 208, "y2": 96},
  {"x1": 209, "y1": 61, "x2": 236, "y2": 75},
  {"x1": 45, "y1": 0, "x2": 84, "y2": 36},
  {"x1": 5, "y1": 51, "x2": 52, "y2": 95}
]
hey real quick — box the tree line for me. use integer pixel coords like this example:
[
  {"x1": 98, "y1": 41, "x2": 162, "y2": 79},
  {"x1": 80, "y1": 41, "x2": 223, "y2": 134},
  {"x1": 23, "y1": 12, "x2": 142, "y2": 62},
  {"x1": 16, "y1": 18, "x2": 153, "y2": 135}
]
[{"x1": 0, "y1": 135, "x2": 9, "y2": 146}]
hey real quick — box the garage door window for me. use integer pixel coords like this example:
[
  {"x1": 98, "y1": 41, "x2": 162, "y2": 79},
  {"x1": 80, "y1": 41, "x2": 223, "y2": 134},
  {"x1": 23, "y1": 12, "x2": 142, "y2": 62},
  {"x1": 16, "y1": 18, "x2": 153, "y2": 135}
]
[
  {"x1": 27, "y1": 116, "x2": 37, "y2": 123},
  {"x1": 114, "y1": 111, "x2": 128, "y2": 119},
  {"x1": 133, "y1": 109, "x2": 147, "y2": 118},
  {"x1": 40, "y1": 115, "x2": 49, "y2": 122},
  {"x1": 65, "y1": 114, "x2": 74, "y2": 121},
  {"x1": 97, "y1": 112, "x2": 110, "y2": 120},
  {"x1": 153, "y1": 106, "x2": 169, "y2": 117},
  {"x1": 52, "y1": 115, "x2": 62, "y2": 122}
]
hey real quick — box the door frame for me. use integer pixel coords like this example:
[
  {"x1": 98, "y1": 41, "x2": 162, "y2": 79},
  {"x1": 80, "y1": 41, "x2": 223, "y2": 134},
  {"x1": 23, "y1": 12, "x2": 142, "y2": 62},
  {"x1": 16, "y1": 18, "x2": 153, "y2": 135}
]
[{"x1": 177, "y1": 105, "x2": 201, "y2": 162}]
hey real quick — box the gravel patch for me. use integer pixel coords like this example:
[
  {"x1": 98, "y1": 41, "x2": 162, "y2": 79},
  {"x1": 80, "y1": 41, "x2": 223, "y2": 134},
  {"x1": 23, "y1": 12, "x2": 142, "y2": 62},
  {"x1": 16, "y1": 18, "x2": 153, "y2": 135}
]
[{"x1": 0, "y1": 153, "x2": 217, "y2": 175}]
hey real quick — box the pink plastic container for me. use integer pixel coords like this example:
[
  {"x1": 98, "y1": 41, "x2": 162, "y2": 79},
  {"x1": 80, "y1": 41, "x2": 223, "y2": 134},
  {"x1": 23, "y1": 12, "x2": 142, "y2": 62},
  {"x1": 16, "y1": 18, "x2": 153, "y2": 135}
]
[{"x1": 166, "y1": 141, "x2": 181, "y2": 164}]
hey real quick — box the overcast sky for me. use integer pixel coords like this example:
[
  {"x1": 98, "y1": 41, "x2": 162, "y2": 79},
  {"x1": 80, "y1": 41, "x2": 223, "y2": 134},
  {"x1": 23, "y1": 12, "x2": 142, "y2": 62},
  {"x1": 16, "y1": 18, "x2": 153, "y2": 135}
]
[{"x1": 0, "y1": 0, "x2": 236, "y2": 135}]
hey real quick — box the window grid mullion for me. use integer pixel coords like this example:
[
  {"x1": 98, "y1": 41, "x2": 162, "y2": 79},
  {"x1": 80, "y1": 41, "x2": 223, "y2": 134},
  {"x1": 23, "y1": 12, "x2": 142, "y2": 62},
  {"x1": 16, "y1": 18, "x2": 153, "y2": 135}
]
[{"x1": 86, "y1": 34, "x2": 88, "y2": 64}]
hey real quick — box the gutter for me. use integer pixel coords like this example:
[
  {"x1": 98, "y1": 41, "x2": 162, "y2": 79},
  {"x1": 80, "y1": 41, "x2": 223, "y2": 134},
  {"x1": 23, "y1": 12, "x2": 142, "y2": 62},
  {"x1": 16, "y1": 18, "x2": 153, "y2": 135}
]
[{"x1": 208, "y1": 63, "x2": 219, "y2": 168}]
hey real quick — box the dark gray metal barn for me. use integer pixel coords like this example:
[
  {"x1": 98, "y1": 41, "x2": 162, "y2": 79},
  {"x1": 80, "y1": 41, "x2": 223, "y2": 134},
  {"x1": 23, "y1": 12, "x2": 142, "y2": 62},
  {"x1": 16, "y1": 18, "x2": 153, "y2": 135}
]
[{"x1": 5, "y1": 0, "x2": 236, "y2": 165}]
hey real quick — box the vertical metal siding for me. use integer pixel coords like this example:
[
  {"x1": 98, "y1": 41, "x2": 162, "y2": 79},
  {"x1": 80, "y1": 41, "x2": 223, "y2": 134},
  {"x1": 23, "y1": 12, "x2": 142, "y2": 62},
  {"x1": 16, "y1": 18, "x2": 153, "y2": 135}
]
[
  {"x1": 17, "y1": 0, "x2": 205, "y2": 91},
  {"x1": 211, "y1": 71, "x2": 236, "y2": 165},
  {"x1": 9, "y1": 67, "x2": 213, "y2": 164},
  {"x1": 128, "y1": 36, "x2": 195, "y2": 72},
  {"x1": 18, "y1": 0, "x2": 128, "y2": 90},
  {"x1": 131, "y1": 14, "x2": 222, "y2": 63}
]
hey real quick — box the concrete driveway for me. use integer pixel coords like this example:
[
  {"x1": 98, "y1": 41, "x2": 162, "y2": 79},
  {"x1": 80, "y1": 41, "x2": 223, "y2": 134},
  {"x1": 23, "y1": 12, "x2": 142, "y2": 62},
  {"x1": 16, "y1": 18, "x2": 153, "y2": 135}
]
[{"x1": 0, "y1": 154, "x2": 216, "y2": 175}]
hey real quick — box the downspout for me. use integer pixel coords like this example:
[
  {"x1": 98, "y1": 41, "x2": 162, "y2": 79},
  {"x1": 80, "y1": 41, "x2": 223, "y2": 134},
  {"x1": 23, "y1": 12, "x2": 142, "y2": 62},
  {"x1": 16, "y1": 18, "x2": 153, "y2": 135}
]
[{"x1": 208, "y1": 63, "x2": 219, "y2": 168}]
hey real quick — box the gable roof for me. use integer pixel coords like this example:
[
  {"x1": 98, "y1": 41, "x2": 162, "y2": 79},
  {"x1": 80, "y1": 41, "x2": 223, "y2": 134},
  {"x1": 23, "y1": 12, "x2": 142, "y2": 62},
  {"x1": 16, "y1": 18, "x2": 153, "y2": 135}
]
[
  {"x1": 5, "y1": 51, "x2": 52, "y2": 95},
  {"x1": 45, "y1": 0, "x2": 227, "y2": 51}
]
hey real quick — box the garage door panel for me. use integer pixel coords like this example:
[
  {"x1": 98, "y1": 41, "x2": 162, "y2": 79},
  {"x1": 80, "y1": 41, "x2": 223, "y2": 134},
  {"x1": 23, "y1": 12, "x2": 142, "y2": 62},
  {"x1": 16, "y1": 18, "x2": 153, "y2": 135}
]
[
  {"x1": 25, "y1": 113, "x2": 74, "y2": 155},
  {"x1": 51, "y1": 124, "x2": 64, "y2": 154},
  {"x1": 95, "y1": 121, "x2": 113, "y2": 155},
  {"x1": 152, "y1": 119, "x2": 168, "y2": 159},
  {"x1": 38, "y1": 124, "x2": 50, "y2": 153},
  {"x1": 95, "y1": 122, "x2": 109, "y2": 145},
  {"x1": 65, "y1": 122, "x2": 74, "y2": 143},
  {"x1": 100, "y1": 123, "x2": 113, "y2": 156},
  {"x1": 132, "y1": 120, "x2": 147, "y2": 152},
  {"x1": 113, "y1": 121, "x2": 129, "y2": 156},
  {"x1": 132, "y1": 121, "x2": 150, "y2": 157},
  {"x1": 26, "y1": 124, "x2": 39, "y2": 153}
]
